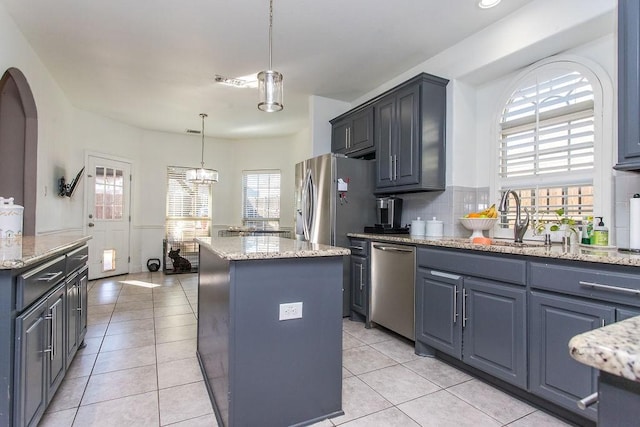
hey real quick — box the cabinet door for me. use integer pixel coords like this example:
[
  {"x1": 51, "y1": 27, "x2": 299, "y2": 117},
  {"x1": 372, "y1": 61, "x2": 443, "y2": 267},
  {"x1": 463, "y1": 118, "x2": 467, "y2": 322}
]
[
  {"x1": 14, "y1": 300, "x2": 47, "y2": 427},
  {"x1": 375, "y1": 95, "x2": 395, "y2": 188},
  {"x1": 46, "y1": 285, "x2": 66, "y2": 399},
  {"x1": 415, "y1": 269, "x2": 462, "y2": 358},
  {"x1": 529, "y1": 291, "x2": 615, "y2": 420},
  {"x1": 615, "y1": 0, "x2": 640, "y2": 170},
  {"x1": 463, "y1": 278, "x2": 527, "y2": 388},
  {"x1": 78, "y1": 268, "x2": 89, "y2": 344},
  {"x1": 350, "y1": 256, "x2": 368, "y2": 316},
  {"x1": 349, "y1": 108, "x2": 374, "y2": 155},
  {"x1": 395, "y1": 84, "x2": 420, "y2": 186},
  {"x1": 331, "y1": 120, "x2": 350, "y2": 154},
  {"x1": 66, "y1": 275, "x2": 79, "y2": 367}
]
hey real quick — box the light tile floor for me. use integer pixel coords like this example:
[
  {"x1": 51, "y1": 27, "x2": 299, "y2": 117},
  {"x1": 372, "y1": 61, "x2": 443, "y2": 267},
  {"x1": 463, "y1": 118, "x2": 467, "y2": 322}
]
[{"x1": 38, "y1": 272, "x2": 572, "y2": 427}]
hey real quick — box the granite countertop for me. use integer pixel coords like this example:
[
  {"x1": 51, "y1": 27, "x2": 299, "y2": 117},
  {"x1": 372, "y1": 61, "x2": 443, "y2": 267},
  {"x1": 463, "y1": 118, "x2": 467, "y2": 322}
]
[
  {"x1": 0, "y1": 234, "x2": 91, "y2": 270},
  {"x1": 197, "y1": 236, "x2": 350, "y2": 261},
  {"x1": 347, "y1": 233, "x2": 640, "y2": 267},
  {"x1": 569, "y1": 316, "x2": 640, "y2": 382}
]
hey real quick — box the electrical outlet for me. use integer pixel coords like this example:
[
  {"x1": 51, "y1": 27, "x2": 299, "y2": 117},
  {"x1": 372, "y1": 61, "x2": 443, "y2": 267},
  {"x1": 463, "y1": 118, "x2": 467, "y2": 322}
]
[{"x1": 279, "y1": 302, "x2": 303, "y2": 320}]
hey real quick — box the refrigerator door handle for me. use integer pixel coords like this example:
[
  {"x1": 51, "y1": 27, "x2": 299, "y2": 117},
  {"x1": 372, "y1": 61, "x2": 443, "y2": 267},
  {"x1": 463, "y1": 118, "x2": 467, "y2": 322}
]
[{"x1": 302, "y1": 169, "x2": 314, "y2": 241}]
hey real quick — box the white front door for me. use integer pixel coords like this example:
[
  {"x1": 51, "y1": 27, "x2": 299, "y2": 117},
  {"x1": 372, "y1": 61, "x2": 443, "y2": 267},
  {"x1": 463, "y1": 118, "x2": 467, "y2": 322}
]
[{"x1": 85, "y1": 154, "x2": 131, "y2": 280}]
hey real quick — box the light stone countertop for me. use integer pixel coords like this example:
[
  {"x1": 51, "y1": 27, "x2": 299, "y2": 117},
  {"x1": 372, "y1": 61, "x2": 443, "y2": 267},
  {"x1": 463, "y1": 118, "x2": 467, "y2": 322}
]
[
  {"x1": 197, "y1": 236, "x2": 350, "y2": 261},
  {"x1": 0, "y1": 234, "x2": 91, "y2": 270},
  {"x1": 347, "y1": 233, "x2": 640, "y2": 267},
  {"x1": 569, "y1": 316, "x2": 640, "y2": 382}
]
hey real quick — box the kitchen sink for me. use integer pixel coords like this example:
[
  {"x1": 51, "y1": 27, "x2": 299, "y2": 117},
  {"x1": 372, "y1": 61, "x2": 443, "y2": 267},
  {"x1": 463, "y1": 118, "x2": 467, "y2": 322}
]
[{"x1": 490, "y1": 239, "x2": 546, "y2": 248}]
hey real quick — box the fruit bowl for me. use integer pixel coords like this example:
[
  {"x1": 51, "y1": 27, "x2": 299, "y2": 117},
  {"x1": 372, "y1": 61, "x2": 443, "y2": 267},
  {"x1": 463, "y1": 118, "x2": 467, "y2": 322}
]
[{"x1": 459, "y1": 217, "x2": 498, "y2": 240}]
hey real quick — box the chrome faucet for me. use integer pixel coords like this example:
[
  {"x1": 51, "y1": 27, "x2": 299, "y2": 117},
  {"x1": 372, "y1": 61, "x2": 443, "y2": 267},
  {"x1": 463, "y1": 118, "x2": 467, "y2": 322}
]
[{"x1": 498, "y1": 189, "x2": 530, "y2": 243}]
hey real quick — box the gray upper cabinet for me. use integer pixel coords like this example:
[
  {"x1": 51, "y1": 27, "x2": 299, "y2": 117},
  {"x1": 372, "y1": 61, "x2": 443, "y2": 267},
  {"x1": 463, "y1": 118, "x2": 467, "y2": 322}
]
[
  {"x1": 615, "y1": 0, "x2": 640, "y2": 170},
  {"x1": 330, "y1": 106, "x2": 374, "y2": 157},
  {"x1": 375, "y1": 73, "x2": 448, "y2": 194}
]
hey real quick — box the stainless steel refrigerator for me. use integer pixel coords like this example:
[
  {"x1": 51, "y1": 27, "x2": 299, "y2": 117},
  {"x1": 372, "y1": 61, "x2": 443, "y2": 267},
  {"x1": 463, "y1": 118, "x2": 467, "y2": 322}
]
[{"x1": 295, "y1": 153, "x2": 377, "y2": 316}]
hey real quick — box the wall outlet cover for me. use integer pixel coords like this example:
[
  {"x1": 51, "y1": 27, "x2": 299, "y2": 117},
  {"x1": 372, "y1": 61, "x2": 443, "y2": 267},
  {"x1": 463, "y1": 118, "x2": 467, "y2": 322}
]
[{"x1": 279, "y1": 302, "x2": 303, "y2": 320}]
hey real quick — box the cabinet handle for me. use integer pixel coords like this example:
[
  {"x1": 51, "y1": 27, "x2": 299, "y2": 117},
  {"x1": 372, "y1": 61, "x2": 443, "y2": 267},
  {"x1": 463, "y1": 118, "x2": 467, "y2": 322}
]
[
  {"x1": 578, "y1": 281, "x2": 640, "y2": 296},
  {"x1": 601, "y1": 319, "x2": 605, "y2": 327},
  {"x1": 373, "y1": 245, "x2": 413, "y2": 253},
  {"x1": 359, "y1": 264, "x2": 364, "y2": 290},
  {"x1": 430, "y1": 270, "x2": 461, "y2": 281},
  {"x1": 348, "y1": 128, "x2": 351, "y2": 148},
  {"x1": 577, "y1": 392, "x2": 598, "y2": 410},
  {"x1": 394, "y1": 155, "x2": 398, "y2": 180},
  {"x1": 44, "y1": 305, "x2": 57, "y2": 361},
  {"x1": 453, "y1": 288, "x2": 458, "y2": 324},
  {"x1": 462, "y1": 289, "x2": 468, "y2": 328},
  {"x1": 37, "y1": 271, "x2": 63, "y2": 283},
  {"x1": 75, "y1": 254, "x2": 89, "y2": 262},
  {"x1": 389, "y1": 155, "x2": 393, "y2": 180},
  {"x1": 349, "y1": 246, "x2": 364, "y2": 251}
]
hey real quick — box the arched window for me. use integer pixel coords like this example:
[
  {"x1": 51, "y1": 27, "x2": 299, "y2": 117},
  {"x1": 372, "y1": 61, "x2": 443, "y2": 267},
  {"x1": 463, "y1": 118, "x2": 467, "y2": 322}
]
[{"x1": 495, "y1": 59, "x2": 612, "y2": 238}]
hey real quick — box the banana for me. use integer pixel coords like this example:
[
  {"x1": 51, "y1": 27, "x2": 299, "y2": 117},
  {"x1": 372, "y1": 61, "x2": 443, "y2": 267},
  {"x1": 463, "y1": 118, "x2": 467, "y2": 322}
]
[{"x1": 465, "y1": 204, "x2": 497, "y2": 218}]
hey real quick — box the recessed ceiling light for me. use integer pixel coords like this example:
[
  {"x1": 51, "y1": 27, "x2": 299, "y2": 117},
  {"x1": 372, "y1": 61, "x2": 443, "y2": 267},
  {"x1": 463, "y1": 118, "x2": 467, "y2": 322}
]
[{"x1": 478, "y1": 0, "x2": 501, "y2": 9}]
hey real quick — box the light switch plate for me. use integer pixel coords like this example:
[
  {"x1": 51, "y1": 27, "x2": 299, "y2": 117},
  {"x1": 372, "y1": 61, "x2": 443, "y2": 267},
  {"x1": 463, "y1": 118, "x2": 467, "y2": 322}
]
[{"x1": 279, "y1": 302, "x2": 303, "y2": 320}]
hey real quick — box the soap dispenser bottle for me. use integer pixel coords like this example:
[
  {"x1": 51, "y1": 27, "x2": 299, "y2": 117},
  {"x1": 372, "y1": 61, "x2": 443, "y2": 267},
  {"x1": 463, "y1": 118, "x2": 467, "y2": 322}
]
[{"x1": 592, "y1": 217, "x2": 609, "y2": 246}]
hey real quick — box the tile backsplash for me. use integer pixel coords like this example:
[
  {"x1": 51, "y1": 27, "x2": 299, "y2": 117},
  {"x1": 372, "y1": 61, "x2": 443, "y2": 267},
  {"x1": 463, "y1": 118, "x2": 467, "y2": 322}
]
[
  {"x1": 614, "y1": 171, "x2": 640, "y2": 249},
  {"x1": 397, "y1": 174, "x2": 640, "y2": 244},
  {"x1": 401, "y1": 186, "x2": 490, "y2": 237}
]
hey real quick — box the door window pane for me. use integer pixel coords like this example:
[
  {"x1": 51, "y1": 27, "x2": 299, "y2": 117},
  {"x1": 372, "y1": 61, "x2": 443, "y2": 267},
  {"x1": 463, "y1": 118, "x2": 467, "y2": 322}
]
[{"x1": 94, "y1": 165, "x2": 126, "y2": 220}]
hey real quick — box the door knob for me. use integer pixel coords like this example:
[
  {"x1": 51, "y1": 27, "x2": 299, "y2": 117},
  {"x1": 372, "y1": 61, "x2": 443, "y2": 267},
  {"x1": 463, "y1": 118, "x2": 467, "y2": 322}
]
[{"x1": 88, "y1": 222, "x2": 95, "y2": 227}]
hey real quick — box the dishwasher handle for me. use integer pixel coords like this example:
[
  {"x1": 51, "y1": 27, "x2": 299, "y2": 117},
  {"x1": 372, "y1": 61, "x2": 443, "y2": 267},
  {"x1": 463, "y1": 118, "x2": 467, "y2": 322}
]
[{"x1": 372, "y1": 245, "x2": 414, "y2": 253}]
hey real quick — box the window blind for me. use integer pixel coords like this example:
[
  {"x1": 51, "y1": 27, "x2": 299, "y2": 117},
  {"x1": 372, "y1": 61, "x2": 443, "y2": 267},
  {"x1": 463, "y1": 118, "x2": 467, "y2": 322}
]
[
  {"x1": 498, "y1": 69, "x2": 595, "y2": 230},
  {"x1": 242, "y1": 171, "x2": 281, "y2": 229},
  {"x1": 166, "y1": 166, "x2": 211, "y2": 240}
]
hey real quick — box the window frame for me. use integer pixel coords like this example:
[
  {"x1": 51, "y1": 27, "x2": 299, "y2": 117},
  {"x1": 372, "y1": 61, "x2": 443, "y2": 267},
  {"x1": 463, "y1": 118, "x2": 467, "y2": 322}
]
[
  {"x1": 241, "y1": 169, "x2": 282, "y2": 230},
  {"x1": 165, "y1": 165, "x2": 212, "y2": 241},
  {"x1": 489, "y1": 56, "x2": 613, "y2": 240}
]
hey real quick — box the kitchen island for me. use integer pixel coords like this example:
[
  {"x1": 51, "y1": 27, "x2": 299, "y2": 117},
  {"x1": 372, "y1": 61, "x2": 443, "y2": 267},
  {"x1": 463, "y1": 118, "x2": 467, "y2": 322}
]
[
  {"x1": 570, "y1": 316, "x2": 640, "y2": 426},
  {"x1": 196, "y1": 236, "x2": 349, "y2": 427}
]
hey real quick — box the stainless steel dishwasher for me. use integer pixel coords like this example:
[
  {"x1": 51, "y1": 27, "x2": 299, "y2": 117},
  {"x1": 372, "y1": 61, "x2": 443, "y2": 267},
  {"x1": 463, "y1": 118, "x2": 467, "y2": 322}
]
[{"x1": 370, "y1": 242, "x2": 416, "y2": 340}]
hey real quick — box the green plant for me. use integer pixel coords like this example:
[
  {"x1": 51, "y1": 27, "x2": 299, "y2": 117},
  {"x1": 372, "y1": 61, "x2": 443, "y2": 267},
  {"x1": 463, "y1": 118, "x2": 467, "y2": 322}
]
[{"x1": 533, "y1": 208, "x2": 579, "y2": 236}]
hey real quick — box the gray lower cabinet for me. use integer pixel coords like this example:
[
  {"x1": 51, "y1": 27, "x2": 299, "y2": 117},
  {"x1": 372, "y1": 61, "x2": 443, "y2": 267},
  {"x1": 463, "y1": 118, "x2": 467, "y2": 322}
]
[
  {"x1": 350, "y1": 255, "x2": 368, "y2": 317},
  {"x1": 529, "y1": 291, "x2": 615, "y2": 421},
  {"x1": 598, "y1": 372, "x2": 640, "y2": 426},
  {"x1": 415, "y1": 266, "x2": 527, "y2": 388},
  {"x1": 14, "y1": 283, "x2": 66, "y2": 427},
  {"x1": 349, "y1": 239, "x2": 369, "y2": 319},
  {"x1": 65, "y1": 266, "x2": 88, "y2": 367}
]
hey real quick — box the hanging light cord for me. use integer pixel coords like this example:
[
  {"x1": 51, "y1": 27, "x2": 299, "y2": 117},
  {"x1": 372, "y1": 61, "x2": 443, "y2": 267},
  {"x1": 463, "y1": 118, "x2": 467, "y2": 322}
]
[
  {"x1": 268, "y1": 0, "x2": 273, "y2": 71},
  {"x1": 200, "y1": 113, "x2": 207, "y2": 169}
]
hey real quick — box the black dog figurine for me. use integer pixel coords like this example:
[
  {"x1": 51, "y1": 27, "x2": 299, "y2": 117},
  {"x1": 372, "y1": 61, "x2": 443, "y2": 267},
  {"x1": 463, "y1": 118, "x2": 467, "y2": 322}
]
[{"x1": 168, "y1": 248, "x2": 192, "y2": 272}]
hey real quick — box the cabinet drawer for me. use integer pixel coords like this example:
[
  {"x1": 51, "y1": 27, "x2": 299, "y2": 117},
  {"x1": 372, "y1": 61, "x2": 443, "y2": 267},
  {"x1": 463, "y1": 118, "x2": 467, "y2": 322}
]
[
  {"x1": 348, "y1": 239, "x2": 369, "y2": 257},
  {"x1": 17, "y1": 256, "x2": 66, "y2": 311},
  {"x1": 66, "y1": 245, "x2": 89, "y2": 275},
  {"x1": 417, "y1": 247, "x2": 526, "y2": 285},
  {"x1": 530, "y1": 262, "x2": 640, "y2": 307}
]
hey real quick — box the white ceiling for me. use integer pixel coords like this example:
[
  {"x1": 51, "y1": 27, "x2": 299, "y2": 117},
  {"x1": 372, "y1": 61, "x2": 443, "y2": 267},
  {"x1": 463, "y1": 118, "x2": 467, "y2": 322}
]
[{"x1": 1, "y1": 0, "x2": 533, "y2": 139}]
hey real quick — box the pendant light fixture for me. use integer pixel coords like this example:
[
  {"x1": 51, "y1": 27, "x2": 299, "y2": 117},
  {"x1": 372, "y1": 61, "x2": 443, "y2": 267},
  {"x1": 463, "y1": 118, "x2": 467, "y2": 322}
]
[
  {"x1": 186, "y1": 113, "x2": 219, "y2": 184},
  {"x1": 257, "y1": 0, "x2": 283, "y2": 112}
]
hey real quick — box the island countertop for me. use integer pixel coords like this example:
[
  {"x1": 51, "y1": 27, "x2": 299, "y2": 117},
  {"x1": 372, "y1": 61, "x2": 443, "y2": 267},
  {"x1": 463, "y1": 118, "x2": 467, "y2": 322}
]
[
  {"x1": 569, "y1": 316, "x2": 640, "y2": 382},
  {"x1": 196, "y1": 236, "x2": 350, "y2": 261},
  {"x1": 0, "y1": 234, "x2": 91, "y2": 270},
  {"x1": 347, "y1": 233, "x2": 640, "y2": 267}
]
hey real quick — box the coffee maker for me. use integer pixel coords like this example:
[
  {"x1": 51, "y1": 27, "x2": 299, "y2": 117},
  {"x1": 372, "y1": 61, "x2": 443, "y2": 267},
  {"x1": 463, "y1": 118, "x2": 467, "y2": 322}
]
[{"x1": 364, "y1": 197, "x2": 409, "y2": 233}]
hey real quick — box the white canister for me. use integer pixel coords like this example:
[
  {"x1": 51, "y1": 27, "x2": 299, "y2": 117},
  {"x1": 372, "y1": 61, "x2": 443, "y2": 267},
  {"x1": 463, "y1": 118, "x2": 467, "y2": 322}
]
[
  {"x1": 0, "y1": 197, "x2": 24, "y2": 238},
  {"x1": 0, "y1": 237, "x2": 22, "y2": 261},
  {"x1": 426, "y1": 217, "x2": 444, "y2": 237},
  {"x1": 411, "y1": 217, "x2": 426, "y2": 237}
]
